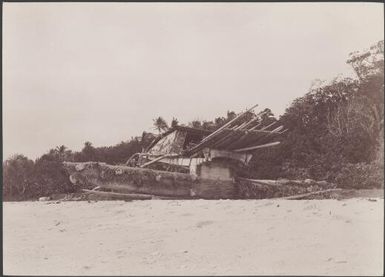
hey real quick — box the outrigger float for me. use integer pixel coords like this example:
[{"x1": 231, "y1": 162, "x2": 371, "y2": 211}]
[{"x1": 63, "y1": 105, "x2": 338, "y2": 200}]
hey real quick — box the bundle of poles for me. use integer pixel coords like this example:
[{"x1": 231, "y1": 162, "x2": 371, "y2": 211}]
[
  {"x1": 127, "y1": 104, "x2": 287, "y2": 168},
  {"x1": 184, "y1": 104, "x2": 287, "y2": 156}
]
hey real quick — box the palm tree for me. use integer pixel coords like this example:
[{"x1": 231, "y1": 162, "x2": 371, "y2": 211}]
[
  {"x1": 56, "y1": 145, "x2": 67, "y2": 154},
  {"x1": 171, "y1": 117, "x2": 179, "y2": 128},
  {"x1": 153, "y1": 117, "x2": 169, "y2": 133}
]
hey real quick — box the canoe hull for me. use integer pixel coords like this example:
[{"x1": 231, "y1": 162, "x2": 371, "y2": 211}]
[{"x1": 63, "y1": 162, "x2": 237, "y2": 199}]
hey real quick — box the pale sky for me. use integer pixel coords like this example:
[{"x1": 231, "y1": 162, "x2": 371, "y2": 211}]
[{"x1": 3, "y1": 2, "x2": 384, "y2": 160}]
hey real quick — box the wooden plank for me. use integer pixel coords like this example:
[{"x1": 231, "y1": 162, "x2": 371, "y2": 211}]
[{"x1": 234, "y1": 141, "x2": 281, "y2": 152}]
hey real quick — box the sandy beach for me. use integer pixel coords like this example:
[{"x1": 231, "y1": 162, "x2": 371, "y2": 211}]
[{"x1": 3, "y1": 198, "x2": 384, "y2": 276}]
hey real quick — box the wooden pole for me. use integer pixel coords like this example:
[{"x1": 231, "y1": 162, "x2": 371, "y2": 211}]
[
  {"x1": 185, "y1": 105, "x2": 259, "y2": 155},
  {"x1": 211, "y1": 130, "x2": 245, "y2": 149},
  {"x1": 241, "y1": 118, "x2": 259, "y2": 130},
  {"x1": 140, "y1": 154, "x2": 178, "y2": 168},
  {"x1": 249, "y1": 121, "x2": 276, "y2": 131},
  {"x1": 210, "y1": 113, "x2": 267, "y2": 150},
  {"x1": 199, "y1": 104, "x2": 258, "y2": 143},
  {"x1": 241, "y1": 109, "x2": 271, "y2": 130},
  {"x1": 228, "y1": 124, "x2": 283, "y2": 150},
  {"x1": 243, "y1": 126, "x2": 284, "y2": 148},
  {"x1": 125, "y1": 153, "x2": 140, "y2": 165},
  {"x1": 234, "y1": 141, "x2": 281, "y2": 152}
]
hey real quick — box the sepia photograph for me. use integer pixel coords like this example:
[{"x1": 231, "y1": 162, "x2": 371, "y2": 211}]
[{"x1": 2, "y1": 2, "x2": 384, "y2": 276}]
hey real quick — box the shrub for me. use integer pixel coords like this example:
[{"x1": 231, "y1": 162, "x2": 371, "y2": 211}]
[
  {"x1": 3, "y1": 155, "x2": 35, "y2": 201},
  {"x1": 334, "y1": 162, "x2": 384, "y2": 189},
  {"x1": 33, "y1": 155, "x2": 75, "y2": 197},
  {"x1": 3, "y1": 152, "x2": 76, "y2": 201}
]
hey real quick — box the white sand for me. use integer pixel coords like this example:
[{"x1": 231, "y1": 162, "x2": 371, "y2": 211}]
[{"x1": 3, "y1": 198, "x2": 384, "y2": 276}]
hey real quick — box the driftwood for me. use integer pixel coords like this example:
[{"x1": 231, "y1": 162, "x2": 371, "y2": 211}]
[
  {"x1": 237, "y1": 177, "x2": 283, "y2": 186},
  {"x1": 93, "y1": 184, "x2": 140, "y2": 194},
  {"x1": 82, "y1": 189, "x2": 188, "y2": 200},
  {"x1": 237, "y1": 177, "x2": 332, "y2": 187},
  {"x1": 280, "y1": 189, "x2": 343, "y2": 200},
  {"x1": 82, "y1": 189, "x2": 153, "y2": 200}
]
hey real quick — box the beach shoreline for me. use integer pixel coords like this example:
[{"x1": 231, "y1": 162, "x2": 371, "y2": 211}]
[{"x1": 3, "y1": 198, "x2": 384, "y2": 275}]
